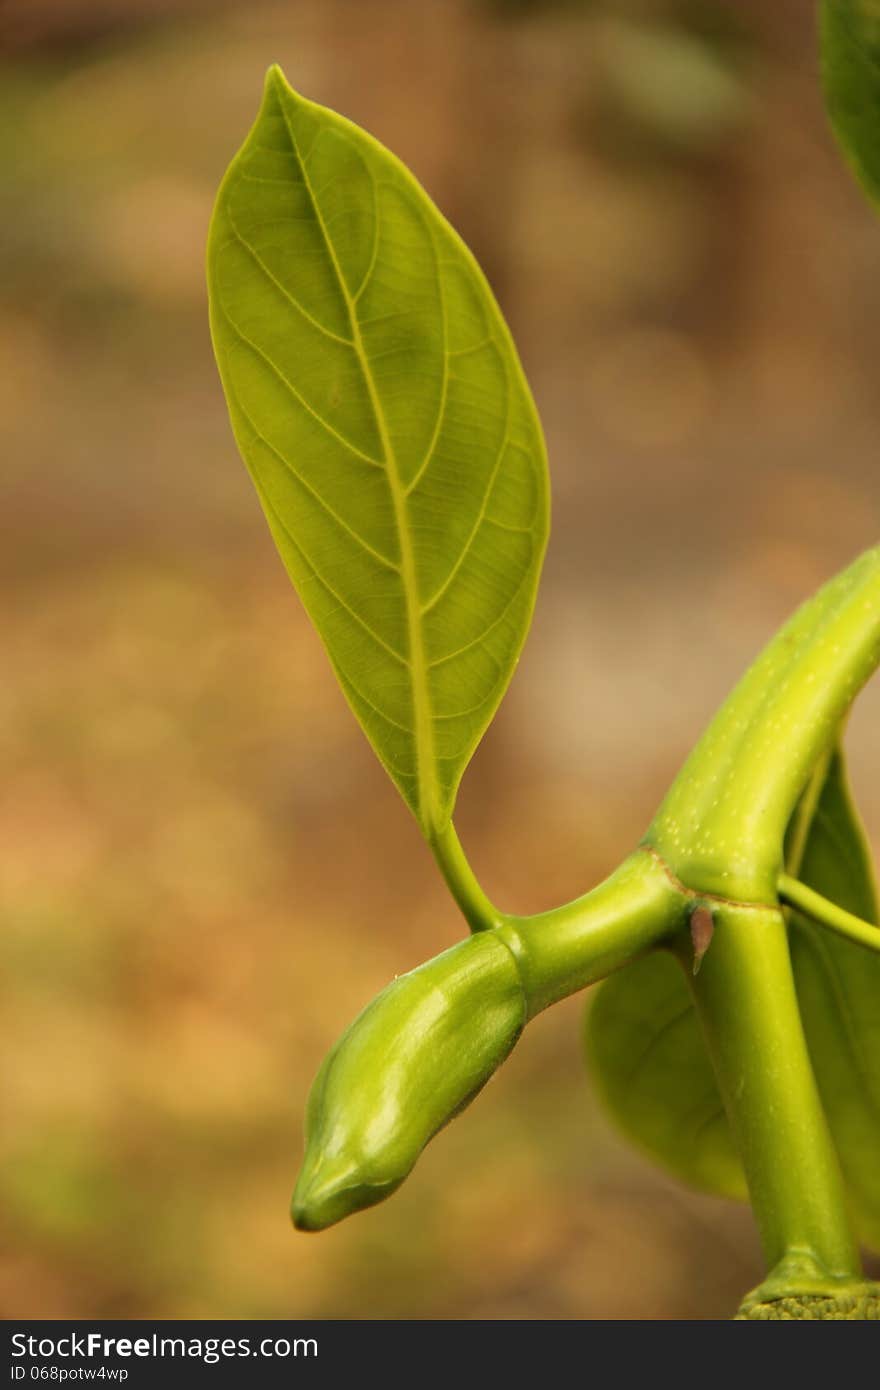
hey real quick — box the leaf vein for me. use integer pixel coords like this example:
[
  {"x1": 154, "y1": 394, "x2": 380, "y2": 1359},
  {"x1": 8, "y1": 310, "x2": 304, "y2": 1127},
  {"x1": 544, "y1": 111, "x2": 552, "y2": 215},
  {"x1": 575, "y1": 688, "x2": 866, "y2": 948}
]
[
  {"x1": 426, "y1": 563, "x2": 533, "y2": 669},
  {"x1": 420, "y1": 372, "x2": 512, "y2": 614},
  {"x1": 230, "y1": 391, "x2": 401, "y2": 574},
  {"x1": 218, "y1": 302, "x2": 385, "y2": 469},
  {"x1": 403, "y1": 224, "x2": 449, "y2": 497},
  {"x1": 227, "y1": 221, "x2": 355, "y2": 346},
  {"x1": 257, "y1": 481, "x2": 409, "y2": 666}
]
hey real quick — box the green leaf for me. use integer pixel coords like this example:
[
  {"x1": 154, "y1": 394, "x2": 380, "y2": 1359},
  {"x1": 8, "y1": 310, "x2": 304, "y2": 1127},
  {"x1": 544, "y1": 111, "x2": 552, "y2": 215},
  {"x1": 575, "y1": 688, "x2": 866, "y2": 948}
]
[
  {"x1": 585, "y1": 950, "x2": 746, "y2": 1202},
  {"x1": 821, "y1": 0, "x2": 880, "y2": 207},
  {"x1": 586, "y1": 743, "x2": 880, "y2": 1253},
  {"x1": 207, "y1": 67, "x2": 549, "y2": 835},
  {"x1": 786, "y1": 746, "x2": 880, "y2": 1252}
]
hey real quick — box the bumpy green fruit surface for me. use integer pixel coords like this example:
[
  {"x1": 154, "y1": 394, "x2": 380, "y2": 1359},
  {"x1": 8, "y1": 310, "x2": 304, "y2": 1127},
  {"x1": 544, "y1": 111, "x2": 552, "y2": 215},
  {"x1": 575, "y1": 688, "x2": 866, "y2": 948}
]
[{"x1": 736, "y1": 1290, "x2": 880, "y2": 1319}]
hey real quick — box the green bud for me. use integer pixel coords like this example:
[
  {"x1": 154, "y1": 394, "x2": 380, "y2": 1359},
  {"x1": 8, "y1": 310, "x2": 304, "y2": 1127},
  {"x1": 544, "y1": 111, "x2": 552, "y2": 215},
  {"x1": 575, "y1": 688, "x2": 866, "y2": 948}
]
[{"x1": 291, "y1": 931, "x2": 526, "y2": 1231}]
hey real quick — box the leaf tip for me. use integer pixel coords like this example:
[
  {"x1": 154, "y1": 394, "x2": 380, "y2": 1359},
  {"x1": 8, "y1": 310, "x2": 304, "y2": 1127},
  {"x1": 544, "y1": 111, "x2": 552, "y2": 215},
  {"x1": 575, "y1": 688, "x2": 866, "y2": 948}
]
[
  {"x1": 265, "y1": 62, "x2": 288, "y2": 93},
  {"x1": 264, "y1": 63, "x2": 299, "y2": 112}
]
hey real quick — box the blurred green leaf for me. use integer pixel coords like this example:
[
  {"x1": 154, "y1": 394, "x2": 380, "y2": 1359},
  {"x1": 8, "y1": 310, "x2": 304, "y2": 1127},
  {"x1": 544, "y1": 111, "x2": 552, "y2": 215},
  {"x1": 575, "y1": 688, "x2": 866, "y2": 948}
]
[
  {"x1": 821, "y1": 0, "x2": 880, "y2": 206},
  {"x1": 596, "y1": 18, "x2": 750, "y2": 160},
  {"x1": 785, "y1": 746, "x2": 880, "y2": 1251},
  {"x1": 207, "y1": 67, "x2": 549, "y2": 836},
  {"x1": 585, "y1": 948, "x2": 746, "y2": 1200}
]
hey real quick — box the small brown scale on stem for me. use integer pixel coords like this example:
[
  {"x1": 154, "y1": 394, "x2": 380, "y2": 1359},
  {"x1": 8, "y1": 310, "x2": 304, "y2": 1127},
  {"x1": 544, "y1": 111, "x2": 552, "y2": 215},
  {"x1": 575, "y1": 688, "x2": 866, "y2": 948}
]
[{"x1": 690, "y1": 906, "x2": 714, "y2": 975}]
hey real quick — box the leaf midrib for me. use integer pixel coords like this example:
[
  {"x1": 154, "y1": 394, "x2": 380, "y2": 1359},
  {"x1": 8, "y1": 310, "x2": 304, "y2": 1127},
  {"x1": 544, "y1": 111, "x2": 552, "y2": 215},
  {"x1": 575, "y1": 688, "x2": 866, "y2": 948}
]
[{"x1": 278, "y1": 91, "x2": 439, "y2": 830}]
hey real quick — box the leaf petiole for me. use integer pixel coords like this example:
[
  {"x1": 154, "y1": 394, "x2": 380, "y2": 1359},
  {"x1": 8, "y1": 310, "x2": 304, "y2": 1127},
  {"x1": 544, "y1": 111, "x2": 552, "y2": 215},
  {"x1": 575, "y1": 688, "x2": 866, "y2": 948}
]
[
  {"x1": 778, "y1": 873, "x2": 880, "y2": 955},
  {"x1": 429, "y1": 821, "x2": 504, "y2": 933}
]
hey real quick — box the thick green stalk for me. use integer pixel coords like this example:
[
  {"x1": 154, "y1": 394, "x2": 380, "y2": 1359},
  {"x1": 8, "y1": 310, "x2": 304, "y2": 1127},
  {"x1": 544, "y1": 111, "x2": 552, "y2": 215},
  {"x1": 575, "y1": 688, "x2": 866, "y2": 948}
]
[
  {"x1": 649, "y1": 546, "x2": 880, "y2": 901},
  {"x1": 500, "y1": 849, "x2": 688, "y2": 1016},
  {"x1": 685, "y1": 901, "x2": 862, "y2": 1297}
]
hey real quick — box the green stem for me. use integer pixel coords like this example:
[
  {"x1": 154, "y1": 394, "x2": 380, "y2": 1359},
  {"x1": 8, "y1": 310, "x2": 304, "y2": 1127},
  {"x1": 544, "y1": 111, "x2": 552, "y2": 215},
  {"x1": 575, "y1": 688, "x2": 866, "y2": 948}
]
[
  {"x1": 686, "y1": 901, "x2": 862, "y2": 1296},
  {"x1": 433, "y1": 822, "x2": 866, "y2": 1302},
  {"x1": 500, "y1": 849, "x2": 688, "y2": 1016},
  {"x1": 778, "y1": 872, "x2": 880, "y2": 955},
  {"x1": 784, "y1": 743, "x2": 833, "y2": 876},
  {"x1": 432, "y1": 827, "x2": 687, "y2": 1003}
]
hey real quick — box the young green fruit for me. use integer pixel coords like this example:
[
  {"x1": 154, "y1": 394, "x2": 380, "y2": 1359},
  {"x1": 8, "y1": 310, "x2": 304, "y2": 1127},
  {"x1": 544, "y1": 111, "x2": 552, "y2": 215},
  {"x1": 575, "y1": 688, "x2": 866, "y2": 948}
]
[{"x1": 292, "y1": 932, "x2": 526, "y2": 1230}]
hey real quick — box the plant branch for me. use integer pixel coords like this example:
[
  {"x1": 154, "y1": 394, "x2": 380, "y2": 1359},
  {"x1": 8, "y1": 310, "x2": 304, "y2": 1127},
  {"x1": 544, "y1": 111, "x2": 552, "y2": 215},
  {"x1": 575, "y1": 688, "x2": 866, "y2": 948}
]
[
  {"x1": 500, "y1": 849, "x2": 688, "y2": 1016},
  {"x1": 777, "y1": 872, "x2": 880, "y2": 955},
  {"x1": 686, "y1": 902, "x2": 862, "y2": 1287}
]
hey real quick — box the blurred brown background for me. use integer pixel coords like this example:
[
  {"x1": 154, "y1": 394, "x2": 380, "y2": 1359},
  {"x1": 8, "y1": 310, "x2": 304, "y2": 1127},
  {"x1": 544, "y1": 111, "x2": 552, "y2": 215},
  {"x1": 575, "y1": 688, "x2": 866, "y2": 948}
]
[{"x1": 2, "y1": 0, "x2": 879, "y2": 1320}]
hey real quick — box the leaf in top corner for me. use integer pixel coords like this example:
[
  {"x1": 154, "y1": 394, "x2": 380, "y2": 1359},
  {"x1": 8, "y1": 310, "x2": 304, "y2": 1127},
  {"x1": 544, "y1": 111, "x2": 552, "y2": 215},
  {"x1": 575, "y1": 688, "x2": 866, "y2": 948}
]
[
  {"x1": 821, "y1": 0, "x2": 880, "y2": 207},
  {"x1": 206, "y1": 67, "x2": 549, "y2": 836}
]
